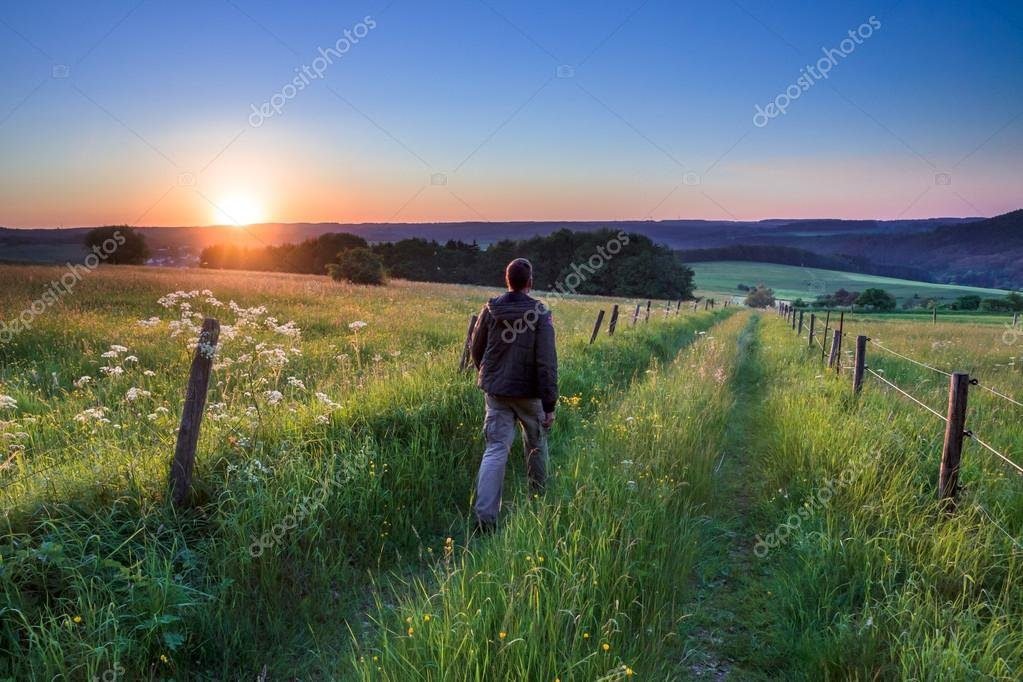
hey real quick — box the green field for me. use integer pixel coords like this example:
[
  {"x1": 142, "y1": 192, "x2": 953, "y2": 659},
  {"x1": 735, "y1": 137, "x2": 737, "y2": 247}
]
[
  {"x1": 691, "y1": 260, "x2": 1012, "y2": 303},
  {"x1": 1, "y1": 264, "x2": 1022, "y2": 679}
]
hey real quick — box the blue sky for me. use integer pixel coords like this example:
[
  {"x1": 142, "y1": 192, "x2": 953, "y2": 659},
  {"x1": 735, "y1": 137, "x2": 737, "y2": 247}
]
[{"x1": 1, "y1": 0, "x2": 1021, "y2": 226}]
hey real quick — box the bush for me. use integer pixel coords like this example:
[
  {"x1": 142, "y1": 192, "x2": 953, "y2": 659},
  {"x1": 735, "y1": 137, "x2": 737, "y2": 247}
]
[
  {"x1": 953, "y1": 295, "x2": 982, "y2": 311},
  {"x1": 745, "y1": 284, "x2": 775, "y2": 308},
  {"x1": 855, "y1": 288, "x2": 896, "y2": 312},
  {"x1": 83, "y1": 225, "x2": 150, "y2": 265},
  {"x1": 327, "y1": 248, "x2": 386, "y2": 285}
]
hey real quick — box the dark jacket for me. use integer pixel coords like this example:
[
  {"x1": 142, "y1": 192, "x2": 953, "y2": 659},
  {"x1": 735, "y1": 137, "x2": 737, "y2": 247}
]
[{"x1": 470, "y1": 291, "x2": 558, "y2": 412}]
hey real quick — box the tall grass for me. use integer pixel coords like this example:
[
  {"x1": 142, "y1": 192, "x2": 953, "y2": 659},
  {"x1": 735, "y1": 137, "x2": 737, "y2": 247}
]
[
  {"x1": 738, "y1": 314, "x2": 1023, "y2": 678},
  {"x1": 0, "y1": 264, "x2": 727, "y2": 679},
  {"x1": 352, "y1": 313, "x2": 753, "y2": 680}
]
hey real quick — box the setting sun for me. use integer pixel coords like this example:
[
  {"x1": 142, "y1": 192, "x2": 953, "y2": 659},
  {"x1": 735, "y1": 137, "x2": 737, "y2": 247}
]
[{"x1": 212, "y1": 194, "x2": 266, "y2": 226}]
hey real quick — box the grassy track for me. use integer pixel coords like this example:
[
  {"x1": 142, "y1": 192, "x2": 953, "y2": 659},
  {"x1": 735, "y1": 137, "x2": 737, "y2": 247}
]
[{"x1": 351, "y1": 312, "x2": 752, "y2": 679}]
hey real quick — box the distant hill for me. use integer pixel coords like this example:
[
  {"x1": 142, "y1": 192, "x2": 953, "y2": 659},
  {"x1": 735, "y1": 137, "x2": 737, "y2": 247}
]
[{"x1": 1, "y1": 211, "x2": 1018, "y2": 288}]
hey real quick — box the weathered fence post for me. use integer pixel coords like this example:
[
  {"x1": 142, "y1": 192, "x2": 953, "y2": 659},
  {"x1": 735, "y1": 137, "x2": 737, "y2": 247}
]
[
  {"x1": 608, "y1": 304, "x2": 620, "y2": 336},
  {"x1": 808, "y1": 313, "x2": 816, "y2": 348},
  {"x1": 693, "y1": 301, "x2": 698, "y2": 311},
  {"x1": 827, "y1": 329, "x2": 842, "y2": 369},
  {"x1": 791, "y1": 308, "x2": 798, "y2": 331},
  {"x1": 798, "y1": 310, "x2": 804, "y2": 334},
  {"x1": 853, "y1": 335, "x2": 867, "y2": 394},
  {"x1": 932, "y1": 307, "x2": 937, "y2": 325},
  {"x1": 645, "y1": 300, "x2": 651, "y2": 323},
  {"x1": 820, "y1": 310, "x2": 831, "y2": 363},
  {"x1": 832, "y1": 312, "x2": 845, "y2": 369},
  {"x1": 675, "y1": 300, "x2": 682, "y2": 315},
  {"x1": 170, "y1": 318, "x2": 220, "y2": 507},
  {"x1": 589, "y1": 309, "x2": 605, "y2": 345},
  {"x1": 938, "y1": 372, "x2": 970, "y2": 509},
  {"x1": 459, "y1": 313, "x2": 478, "y2": 371},
  {"x1": 1014, "y1": 312, "x2": 1020, "y2": 328},
  {"x1": 632, "y1": 303, "x2": 641, "y2": 326},
  {"x1": 704, "y1": 299, "x2": 709, "y2": 311}
]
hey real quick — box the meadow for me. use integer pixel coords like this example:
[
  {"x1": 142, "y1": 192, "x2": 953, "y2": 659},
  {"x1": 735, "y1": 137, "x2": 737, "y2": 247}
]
[
  {"x1": 1, "y1": 264, "x2": 1022, "y2": 680},
  {"x1": 690, "y1": 261, "x2": 1012, "y2": 304}
]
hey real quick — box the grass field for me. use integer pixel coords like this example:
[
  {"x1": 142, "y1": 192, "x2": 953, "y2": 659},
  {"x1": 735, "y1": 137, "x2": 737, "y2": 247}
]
[
  {"x1": 1, "y1": 264, "x2": 1022, "y2": 679},
  {"x1": 690, "y1": 260, "x2": 1013, "y2": 303}
]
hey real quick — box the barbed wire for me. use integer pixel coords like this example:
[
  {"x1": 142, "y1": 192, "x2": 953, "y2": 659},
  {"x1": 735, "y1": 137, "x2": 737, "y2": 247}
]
[
  {"x1": 864, "y1": 367, "x2": 948, "y2": 422},
  {"x1": 965, "y1": 430, "x2": 1023, "y2": 476},
  {"x1": 974, "y1": 381, "x2": 1023, "y2": 409},
  {"x1": 869, "y1": 339, "x2": 952, "y2": 377},
  {"x1": 975, "y1": 503, "x2": 1023, "y2": 552}
]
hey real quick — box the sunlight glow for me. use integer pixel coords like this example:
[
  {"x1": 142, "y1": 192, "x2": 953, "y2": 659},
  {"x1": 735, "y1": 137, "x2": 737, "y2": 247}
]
[{"x1": 212, "y1": 194, "x2": 266, "y2": 226}]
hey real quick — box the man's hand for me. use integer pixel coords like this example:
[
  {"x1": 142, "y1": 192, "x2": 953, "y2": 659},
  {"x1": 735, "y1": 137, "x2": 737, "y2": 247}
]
[{"x1": 542, "y1": 411, "x2": 556, "y2": 429}]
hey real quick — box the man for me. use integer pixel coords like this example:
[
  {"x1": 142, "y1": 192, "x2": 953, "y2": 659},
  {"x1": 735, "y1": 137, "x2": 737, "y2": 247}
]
[{"x1": 469, "y1": 258, "x2": 558, "y2": 530}]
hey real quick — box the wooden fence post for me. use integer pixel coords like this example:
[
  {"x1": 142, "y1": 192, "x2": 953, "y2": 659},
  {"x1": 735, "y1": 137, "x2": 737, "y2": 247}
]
[
  {"x1": 632, "y1": 304, "x2": 641, "y2": 326},
  {"x1": 608, "y1": 304, "x2": 620, "y2": 336},
  {"x1": 853, "y1": 335, "x2": 867, "y2": 394},
  {"x1": 675, "y1": 300, "x2": 682, "y2": 315},
  {"x1": 827, "y1": 329, "x2": 842, "y2": 369},
  {"x1": 791, "y1": 308, "x2": 798, "y2": 331},
  {"x1": 645, "y1": 300, "x2": 651, "y2": 323},
  {"x1": 820, "y1": 310, "x2": 831, "y2": 363},
  {"x1": 938, "y1": 372, "x2": 970, "y2": 509},
  {"x1": 808, "y1": 313, "x2": 816, "y2": 348},
  {"x1": 932, "y1": 308, "x2": 937, "y2": 325},
  {"x1": 832, "y1": 312, "x2": 845, "y2": 369},
  {"x1": 798, "y1": 310, "x2": 804, "y2": 334},
  {"x1": 1014, "y1": 312, "x2": 1020, "y2": 328},
  {"x1": 693, "y1": 301, "x2": 698, "y2": 311},
  {"x1": 170, "y1": 318, "x2": 220, "y2": 507},
  {"x1": 589, "y1": 309, "x2": 605, "y2": 345}
]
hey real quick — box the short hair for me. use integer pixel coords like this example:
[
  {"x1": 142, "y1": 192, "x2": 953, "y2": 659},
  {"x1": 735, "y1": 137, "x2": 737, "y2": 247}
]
[{"x1": 505, "y1": 258, "x2": 533, "y2": 291}]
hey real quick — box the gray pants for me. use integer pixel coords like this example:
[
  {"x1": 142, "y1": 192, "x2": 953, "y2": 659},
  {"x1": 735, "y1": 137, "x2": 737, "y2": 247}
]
[{"x1": 474, "y1": 394, "x2": 548, "y2": 525}]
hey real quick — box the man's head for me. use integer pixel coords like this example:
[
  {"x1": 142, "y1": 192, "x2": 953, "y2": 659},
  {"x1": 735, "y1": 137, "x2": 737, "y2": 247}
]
[{"x1": 505, "y1": 258, "x2": 533, "y2": 292}]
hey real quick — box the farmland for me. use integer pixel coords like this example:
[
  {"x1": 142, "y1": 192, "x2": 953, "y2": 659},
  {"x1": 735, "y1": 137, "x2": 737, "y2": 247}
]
[
  {"x1": 1, "y1": 265, "x2": 1022, "y2": 679},
  {"x1": 690, "y1": 260, "x2": 1012, "y2": 304}
]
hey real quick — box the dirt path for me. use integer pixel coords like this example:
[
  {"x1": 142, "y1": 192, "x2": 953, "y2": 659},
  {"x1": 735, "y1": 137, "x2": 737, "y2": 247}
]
[{"x1": 676, "y1": 315, "x2": 780, "y2": 680}]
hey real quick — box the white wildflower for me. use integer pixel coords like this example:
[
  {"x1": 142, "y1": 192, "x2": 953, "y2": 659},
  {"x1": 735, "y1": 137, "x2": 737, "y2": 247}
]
[
  {"x1": 124, "y1": 387, "x2": 152, "y2": 402},
  {"x1": 0, "y1": 396, "x2": 17, "y2": 410},
  {"x1": 73, "y1": 376, "x2": 92, "y2": 388},
  {"x1": 286, "y1": 376, "x2": 306, "y2": 390},
  {"x1": 74, "y1": 407, "x2": 109, "y2": 424},
  {"x1": 348, "y1": 321, "x2": 368, "y2": 331},
  {"x1": 265, "y1": 390, "x2": 284, "y2": 405}
]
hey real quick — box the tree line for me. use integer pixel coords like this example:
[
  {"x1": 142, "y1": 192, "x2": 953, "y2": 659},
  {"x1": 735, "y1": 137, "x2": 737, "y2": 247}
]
[{"x1": 198, "y1": 228, "x2": 695, "y2": 299}]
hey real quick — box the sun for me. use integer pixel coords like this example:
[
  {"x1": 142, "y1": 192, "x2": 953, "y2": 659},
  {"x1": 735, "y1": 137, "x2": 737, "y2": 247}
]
[{"x1": 212, "y1": 194, "x2": 266, "y2": 226}]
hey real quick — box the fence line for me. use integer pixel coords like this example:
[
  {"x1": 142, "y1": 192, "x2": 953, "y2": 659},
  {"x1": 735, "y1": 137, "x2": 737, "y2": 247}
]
[{"x1": 776, "y1": 306, "x2": 1023, "y2": 491}]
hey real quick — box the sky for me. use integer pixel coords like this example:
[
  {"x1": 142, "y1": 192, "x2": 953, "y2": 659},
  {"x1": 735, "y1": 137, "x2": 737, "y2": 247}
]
[{"x1": 1, "y1": 0, "x2": 1022, "y2": 228}]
